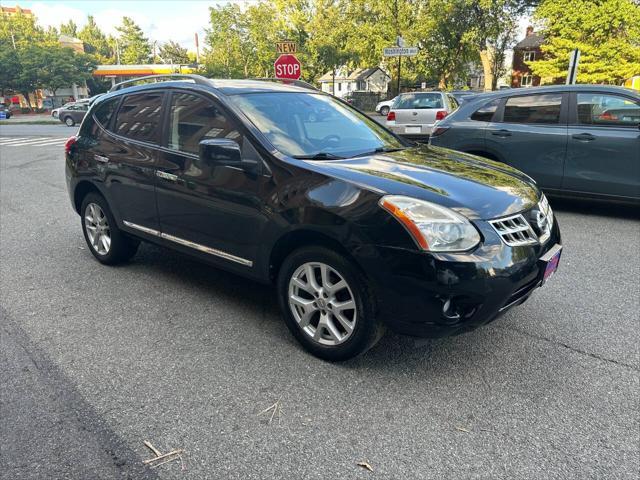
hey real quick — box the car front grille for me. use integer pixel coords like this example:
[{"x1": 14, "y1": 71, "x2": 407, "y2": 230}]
[{"x1": 489, "y1": 214, "x2": 538, "y2": 247}]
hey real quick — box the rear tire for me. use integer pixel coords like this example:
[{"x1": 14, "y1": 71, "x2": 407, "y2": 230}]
[
  {"x1": 80, "y1": 193, "x2": 139, "y2": 265},
  {"x1": 380, "y1": 106, "x2": 390, "y2": 116},
  {"x1": 277, "y1": 246, "x2": 384, "y2": 361},
  {"x1": 64, "y1": 116, "x2": 75, "y2": 126}
]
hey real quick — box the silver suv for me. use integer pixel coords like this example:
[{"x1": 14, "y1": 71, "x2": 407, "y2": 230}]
[{"x1": 386, "y1": 92, "x2": 459, "y2": 139}]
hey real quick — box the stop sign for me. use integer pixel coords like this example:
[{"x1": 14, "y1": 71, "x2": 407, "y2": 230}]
[{"x1": 274, "y1": 54, "x2": 301, "y2": 80}]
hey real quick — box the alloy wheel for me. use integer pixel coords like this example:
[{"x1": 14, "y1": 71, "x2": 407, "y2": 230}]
[
  {"x1": 84, "y1": 203, "x2": 111, "y2": 255},
  {"x1": 288, "y1": 262, "x2": 357, "y2": 346}
]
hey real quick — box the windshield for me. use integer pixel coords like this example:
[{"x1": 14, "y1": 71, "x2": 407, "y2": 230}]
[{"x1": 229, "y1": 92, "x2": 405, "y2": 158}]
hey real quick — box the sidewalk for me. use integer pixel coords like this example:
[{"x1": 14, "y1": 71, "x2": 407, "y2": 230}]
[{"x1": 1, "y1": 113, "x2": 59, "y2": 124}]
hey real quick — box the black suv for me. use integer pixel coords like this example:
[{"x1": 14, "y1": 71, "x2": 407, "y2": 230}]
[{"x1": 65, "y1": 75, "x2": 562, "y2": 361}]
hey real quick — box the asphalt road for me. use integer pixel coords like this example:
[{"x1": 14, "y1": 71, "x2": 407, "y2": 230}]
[{"x1": 1, "y1": 127, "x2": 638, "y2": 479}]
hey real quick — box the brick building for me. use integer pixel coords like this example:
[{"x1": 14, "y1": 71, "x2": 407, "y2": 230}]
[{"x1": 511, "y1": 27, "x2": 544, "y2": 88}]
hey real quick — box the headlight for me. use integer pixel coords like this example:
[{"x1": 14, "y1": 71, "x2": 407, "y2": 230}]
[{"x1": 379, "y1": 195, "x2": 481, "y2": 252}]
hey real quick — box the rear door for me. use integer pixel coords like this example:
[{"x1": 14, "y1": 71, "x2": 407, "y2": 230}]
[
  {"x1": 564, "y1": 91, "x2": 640, "y2": 199},
  {"x1": 99, "y1": 91, "x2": 164, "y2": 231},
  {"x1": 486, "y1": 92, "x2": 568, "y2": 189}
]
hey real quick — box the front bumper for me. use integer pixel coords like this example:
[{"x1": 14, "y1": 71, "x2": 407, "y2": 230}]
[{"x1": 360, "y1": 218, "x2": 562, "y2": 338}]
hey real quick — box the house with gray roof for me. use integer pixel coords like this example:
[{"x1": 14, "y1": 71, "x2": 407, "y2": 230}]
[{"x1": 318, "y1": 67, "x2": 391, "y2": 98}]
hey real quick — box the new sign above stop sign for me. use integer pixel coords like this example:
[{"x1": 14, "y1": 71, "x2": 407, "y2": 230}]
[{"x1": 274, "y1": 54, "x2": 301, "y2": 80}]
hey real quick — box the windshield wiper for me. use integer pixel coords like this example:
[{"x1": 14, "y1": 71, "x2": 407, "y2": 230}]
[
  {"x1": 293, "y1": 152, "x2": 345, "y2": 160},
  {"x1": 352, "y1": 146, "x2": 407, "y2": 157}
]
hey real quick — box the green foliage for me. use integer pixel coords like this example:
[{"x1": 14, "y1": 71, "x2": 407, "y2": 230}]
[
  {"x1": 78, "y1": 16, "x2": 113, "y2": 63},
  {"x1": 529, "y1": 0, "x2": 640, "y2": 84},
  {"x1": 39, "y1": 46, "x2": 97, "y2": 96},
  {"x1": 60, "y1": 20, "x2": 78, "y2": 37},
  {"x1": 159, "y1": 40, "x2": 191, "y2": 64},
  {"x1": 115, "y1": 17, "x2": 151, "y2": 64}
]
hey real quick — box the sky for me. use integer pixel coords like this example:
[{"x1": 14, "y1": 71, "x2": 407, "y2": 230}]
[
  {"x1": 9, "y1": 1, "x2": 254, "y2": 52},
  {"x1": 9, "y1": 1, "x2": 533, "y2": 53}
]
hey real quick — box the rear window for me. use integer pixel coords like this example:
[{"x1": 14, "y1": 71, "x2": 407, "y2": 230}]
[
  {"x1": 114, "y1": 92, "x2": 164, "y2": 143},
  {"x1": 394, "y1": 93, "x2": 443, "y2": 110},
  {"x1": 471, "y1": 99, "x2": 500, "y2": 122},
  {"x1": 93, "y1": 97, "x2": 119, "y2": 129},
  {"x1": 503, "y1": 94, "x2": 562, "y2": 124}
]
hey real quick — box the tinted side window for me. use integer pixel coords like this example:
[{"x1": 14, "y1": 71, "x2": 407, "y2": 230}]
[
  {"x1": 93, "y1": 97, "x2": 119, "y2": 130},
  {"x1": 576, "y1": 93, "x2": 640, "y2": 127},
  {"x1": 115, "y1": 92, "x2": 164, "y2": 143},
  {"x1": 471, "y1": 99, "x2": 500, "y2": 122},
  {"x1": 168, "y1": 92, "x2": 242, "y2": 154},
  {"x1": 503, "y1": 94, "x2": 562, "y2": 124}
]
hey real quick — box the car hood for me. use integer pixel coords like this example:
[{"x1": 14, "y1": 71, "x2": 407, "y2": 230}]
[{"x1": 306, "y1": 145, "x2": 540, "y2": 220}]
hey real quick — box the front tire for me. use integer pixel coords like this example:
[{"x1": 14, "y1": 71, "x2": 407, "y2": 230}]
[
  {"x1": 277, "y1": 246, "x2": 384, "y2": 361},
  {"x1": 80, "y1": 193, "x2": 139, "y2": 265},
  {"x1": 64, "y1": 116, "x2": 75, "y2": 126},
  {"x1": 380, "y1": 106, "x2": 390, "y2": 116}
]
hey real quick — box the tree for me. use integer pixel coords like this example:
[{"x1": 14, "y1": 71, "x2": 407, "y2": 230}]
[
  {"x1": 115, "y1": 17, "x2": 151, "y2": 64},
  {"x1": 39, "y1": 46, "x2": 96, "y2": 98},
  {"x1": 78, "y1": 16, "x2": 113, "y2": 63},
  {"x1": 14, "y1": 44, "x2": 47, "y2": 109},
  {"x1": 0, "y1": 45, "x2": 22, "y2": 96},
  {"x1": 158, "y1": 40, "x2": 190, "y2": 64},
  {"x1": 60, "y1": 19, "x2": 78, "y2": 37},
  {"x1": 529, "y1": 0, "x2": 640, "y2": 84}
]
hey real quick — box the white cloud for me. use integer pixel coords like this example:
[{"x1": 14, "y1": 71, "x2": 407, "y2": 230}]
[{"x1": 29, "y1": 1, "x2": 211, "y2": 52}]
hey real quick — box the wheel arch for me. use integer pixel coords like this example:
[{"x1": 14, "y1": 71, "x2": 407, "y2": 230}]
[
  {"x1": 73, "y1": 180, "x2": 102, "y2": 214},
  {"x1": 268, "y1": 229, "x2": 358, "y2": 284}
]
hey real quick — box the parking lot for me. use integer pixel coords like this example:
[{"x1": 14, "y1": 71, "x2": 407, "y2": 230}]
[{"x1": 1, "y1": 124, "x2": 638, "y2": 479}]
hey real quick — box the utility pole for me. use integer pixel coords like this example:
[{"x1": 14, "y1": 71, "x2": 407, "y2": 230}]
[
  {"x1": 10, "y1": 32, "x2": 16, "y2": 50},
  {"x1": 115, "y1": 38, "x2": 121, "y2": 65}
]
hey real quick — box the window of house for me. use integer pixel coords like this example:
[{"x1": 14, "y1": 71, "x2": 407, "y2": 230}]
[
  {"x1": 114, "y1": 92, "x2": 164, "y2": 143},
  {"x1": 521, "y1": 75, "x2": 533, "y2": 87},
  {"x1": 523, "y1": 51, "x2": 536, "y2": 62},
  {"x1": 576, "y1": 93, "x2": 640, "y2": 127},
  {"x1": 470, "y1": 99, "x2": 501, "y2": 122},
  {"x1": 168, "y1": 92, "x2": 242, "y2": 155},
  {"x1": 338, "y1": 83, "x2": 342, "y2": 91},
  {"x1": 503, "y1": 94, "x2": 562, "y2": 124}
]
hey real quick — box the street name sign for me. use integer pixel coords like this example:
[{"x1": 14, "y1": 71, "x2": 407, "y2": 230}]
[
  {"x1": 383, "y1": 47, "x2": 418, "y2": 57},
  {"x1": 274, "y1": 54, "x2": 301, "y2": 80}
]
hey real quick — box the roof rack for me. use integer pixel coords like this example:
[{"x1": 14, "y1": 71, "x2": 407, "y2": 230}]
[
  {"x1": 248, "y1": 78, "x2": 318, "y2": 91},
  {"x1": 108, "y1": 74, "x2": 211, "y2": 92}
]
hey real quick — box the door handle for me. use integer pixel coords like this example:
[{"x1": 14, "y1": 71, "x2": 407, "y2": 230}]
[
  {"x1": 156, "y1": 170, "x2": 178, "y2": 182},
  {"x1": 572, "y1": 133, "x2": 595, "y2": 141},
  {"x1": 491, "y1": 129, "x2": 512, "y2": 137},
  {"x1": 94, "y1": 154, "x2": 109, "y2": 163}
]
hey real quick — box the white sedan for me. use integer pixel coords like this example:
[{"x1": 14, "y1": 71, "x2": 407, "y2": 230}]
[{"x1": 375, "y1": 96, "x2": 397, "y2": 116}]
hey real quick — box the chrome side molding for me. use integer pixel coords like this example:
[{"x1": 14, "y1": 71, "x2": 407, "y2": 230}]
[{"x1": 122, "y1": 220, "x2": 253, "y2": 267}]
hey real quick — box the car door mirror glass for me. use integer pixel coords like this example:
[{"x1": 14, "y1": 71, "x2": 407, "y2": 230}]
[{"x1": 199, "y1": 138, "x2": 242, "y2": 166}]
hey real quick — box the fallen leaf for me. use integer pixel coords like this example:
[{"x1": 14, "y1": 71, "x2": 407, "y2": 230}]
[{"x1": 357, "y1": 461, "x2": 373, "y2": 472}]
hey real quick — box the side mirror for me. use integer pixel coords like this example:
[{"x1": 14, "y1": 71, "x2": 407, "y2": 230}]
[{"x1": 199, "y1": 138, "x2": 242, "y2": 166}]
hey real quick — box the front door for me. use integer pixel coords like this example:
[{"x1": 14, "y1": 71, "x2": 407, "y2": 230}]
[
  {"x1": 486, "y1": 92, "x2": 568, "y2": 189},
  {"x1": 154, "y1": 90, "x2": 268, "y2": 268},
  {"x1": 564, "y1": 92, "x2": 640, "y2": 199}
]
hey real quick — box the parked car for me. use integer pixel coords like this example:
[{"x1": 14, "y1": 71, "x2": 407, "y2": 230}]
[
  {"x1": 58, "y1": 102, "x2": 89, "y2": 126},
  {"x1": 386, "y1": 91, "x2": 459, "y2": 140},
  {"x1": 0, "y1": 104, "x2": 11, "y2": 119},
  {"x1": 52, "y1": 102, "x2": 75, "y2": 118},
  {"x1": 449, "y1": 90, "x2": 477, "y2": 103},
  {"x1": 375, "y1": 96, "x2": 397, "y2": 116},
  {"x1": 65, "y1": 75, "x2": 562, "y2": 361},
  {"x1": 429, "y1": 85, "x2": 640, "y2": 204}
]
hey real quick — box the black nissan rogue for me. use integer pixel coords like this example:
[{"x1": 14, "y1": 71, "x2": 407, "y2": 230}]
[{"x1": 65, "y1": 75, "x2": 562, "y2": 361}]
